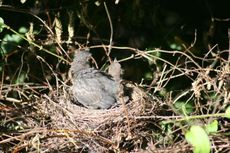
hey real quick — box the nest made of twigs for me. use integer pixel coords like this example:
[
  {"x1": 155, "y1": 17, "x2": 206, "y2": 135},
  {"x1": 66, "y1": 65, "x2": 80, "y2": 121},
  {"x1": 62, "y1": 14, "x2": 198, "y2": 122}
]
[{"x1": 34, "y1": 82, "x2": 159, "y2": 152}]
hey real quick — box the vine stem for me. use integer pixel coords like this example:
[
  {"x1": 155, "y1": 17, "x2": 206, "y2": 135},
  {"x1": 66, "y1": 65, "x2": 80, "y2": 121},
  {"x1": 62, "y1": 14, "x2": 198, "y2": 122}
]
[
  {"x1": 162, "y1": 112, "x2": 226, "y2": 124},
  {"x1": 3, "y1": 24, "x2": 69, "y2": 64}
]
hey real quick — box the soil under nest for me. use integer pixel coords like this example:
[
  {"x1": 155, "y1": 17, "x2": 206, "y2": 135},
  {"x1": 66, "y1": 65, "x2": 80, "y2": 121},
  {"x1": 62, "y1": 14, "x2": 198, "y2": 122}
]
[{"x1": 23, "y1": 82, "x2": 161, "y2": 152}]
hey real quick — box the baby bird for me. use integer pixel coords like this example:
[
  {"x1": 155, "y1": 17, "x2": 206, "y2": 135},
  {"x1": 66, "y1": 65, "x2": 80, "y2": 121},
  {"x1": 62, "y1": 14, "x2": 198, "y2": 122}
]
[{"x1": 70, "y1": 48, "x2": 120, "y2": 109}]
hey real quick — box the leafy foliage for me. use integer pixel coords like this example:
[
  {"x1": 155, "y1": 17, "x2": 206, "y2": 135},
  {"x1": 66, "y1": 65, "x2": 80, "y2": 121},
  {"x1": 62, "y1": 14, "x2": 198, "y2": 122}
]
[
  {"x1": 185, "y1": 125, "x2": 211, "y2": 153},
  {"x1": 1, "y1": 27, "x2": 27, "y2": 56}
]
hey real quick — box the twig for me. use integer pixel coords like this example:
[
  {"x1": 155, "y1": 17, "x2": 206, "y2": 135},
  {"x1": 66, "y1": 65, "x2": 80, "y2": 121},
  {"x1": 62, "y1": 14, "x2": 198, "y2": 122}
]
[
  {"x1": 119, "y1": 89, "x2": 132, "y2": 139},
  {"x1": 104, "y1": 2, "x2": 113, "y2": 60}
]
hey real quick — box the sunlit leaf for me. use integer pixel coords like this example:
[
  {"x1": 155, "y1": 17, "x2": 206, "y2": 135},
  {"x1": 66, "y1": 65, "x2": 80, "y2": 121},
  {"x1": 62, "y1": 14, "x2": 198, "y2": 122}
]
[
  {"x1": 19, "y1": 26, "x2": 28, "y2": 34},
  {"x1": 205, "y1": 120, "x2": 218, "y2": 134},
  {"x1": 20, "y1": 0, "x2": 27, "y2": 4},
  {"x1": 0, "y1": 17, "x2": 5, "y2": 32},
  {"x1": 185, "y1": 125, "x2": 211, "y2": 153},
  {"x1": 225, "y1": 106, "x2": 230, "y2": 119}
]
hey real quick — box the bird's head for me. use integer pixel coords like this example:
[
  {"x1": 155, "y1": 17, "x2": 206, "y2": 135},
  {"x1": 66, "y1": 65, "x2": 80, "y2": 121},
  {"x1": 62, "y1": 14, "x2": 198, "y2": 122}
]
[
  {"x1": 74, "y1": 48, "x2": 91, "y2": 63},
  {"x1": 71, "y1": 48, "x2": 92, "y2": 76}
]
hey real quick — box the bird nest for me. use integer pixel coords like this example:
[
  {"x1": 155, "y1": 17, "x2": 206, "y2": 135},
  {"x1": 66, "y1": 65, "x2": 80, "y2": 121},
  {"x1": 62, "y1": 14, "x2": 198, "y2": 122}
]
[{"x1": 35, "y1": 82, "x2": 159, "y2": 152}]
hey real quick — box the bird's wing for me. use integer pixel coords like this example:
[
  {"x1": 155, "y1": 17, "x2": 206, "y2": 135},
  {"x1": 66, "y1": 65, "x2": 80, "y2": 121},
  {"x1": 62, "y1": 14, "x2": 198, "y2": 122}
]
[{"x1": 73, "y1": 69, "x2": 119, "y2": 109}]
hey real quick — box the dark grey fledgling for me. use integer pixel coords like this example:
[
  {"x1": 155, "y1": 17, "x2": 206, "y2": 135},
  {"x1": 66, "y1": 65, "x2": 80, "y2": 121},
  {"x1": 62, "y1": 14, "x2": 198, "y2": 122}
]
[{"x1": 70, "y1": 48, "x2": 120, "y2": 109}]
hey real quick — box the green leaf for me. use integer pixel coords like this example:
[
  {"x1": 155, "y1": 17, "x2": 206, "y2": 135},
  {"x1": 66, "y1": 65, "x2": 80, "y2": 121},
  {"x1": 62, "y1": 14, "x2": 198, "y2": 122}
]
[
  {"x1": 0, "y1": 17, "x2": 5, "y2": 32},
  {"x1": 205, "y1": 120, "x2": 218, "y2": 134},
  {"x1": 225, "y1": 106, "x2": 230, "y2": 119},
  {"x1": 19, "y1": 27, "x2": 28, "y2": 34},
  {"x1": 174, "y1": 101, "x2": 194, "y2": 115},
  {"x1": 185, "y1": 125, "x2": 211, "y2": 153}
]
